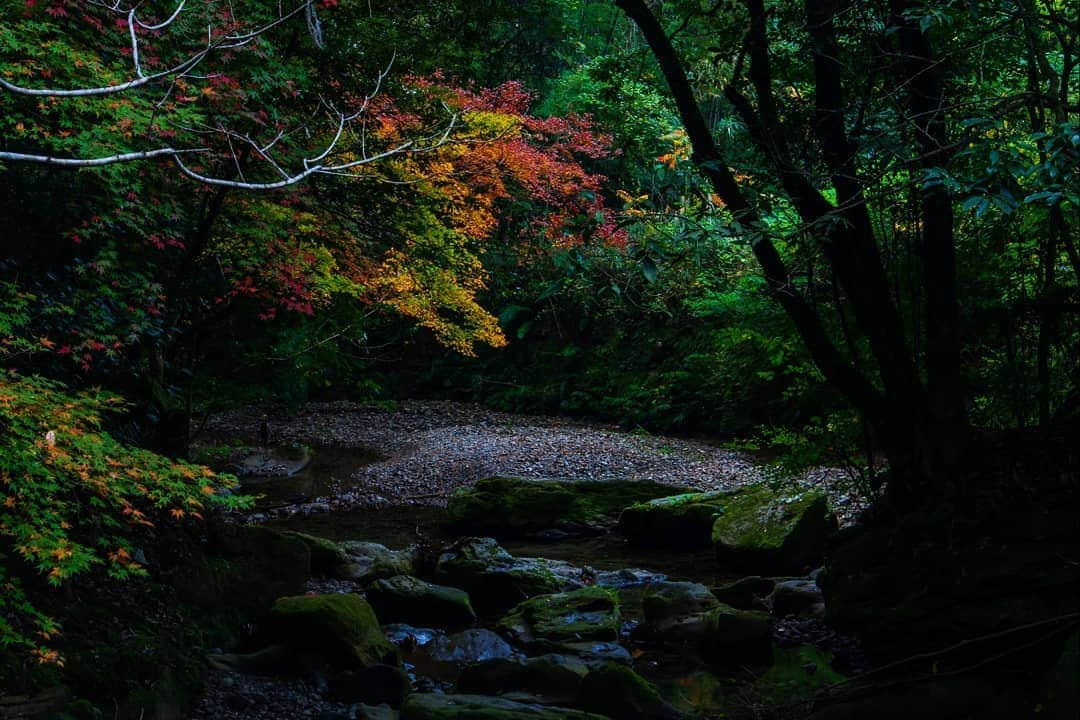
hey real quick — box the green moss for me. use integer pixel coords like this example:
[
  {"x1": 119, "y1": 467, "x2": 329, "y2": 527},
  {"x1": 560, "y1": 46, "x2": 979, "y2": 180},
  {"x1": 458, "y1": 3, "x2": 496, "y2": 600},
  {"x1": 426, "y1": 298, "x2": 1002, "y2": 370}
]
[
  {"x1": 366, "y1": 575, "x2": 477, "y2": 628},
  {"x1": 754, "y1": 645, "x2": 846, "y2": 704},
  {"x1": 498, "y1": 587, "x2": 620, "y2": 646},
  {"x1": 710, "y1": 485, "x2": 835, "y2": 572},
  {"x1": 619, "y1": 490, "x2": 732, "y2": 548},
  {"x1": 446, "y1": 476, "x2": 687, "y2": 536},
  {"x1": 282, "y1": 531, "x2": 346, "y2": 575},
  {"x1": 270, "y1": 594, "x2": 396, "y2": 669}
]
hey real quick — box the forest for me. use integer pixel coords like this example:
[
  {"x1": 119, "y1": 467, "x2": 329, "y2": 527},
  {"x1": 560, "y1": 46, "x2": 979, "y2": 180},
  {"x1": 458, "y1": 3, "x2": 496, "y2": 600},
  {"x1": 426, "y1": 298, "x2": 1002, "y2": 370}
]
[{"x1": 0, "y1": 0, "x2": 1077, "y2": 718}]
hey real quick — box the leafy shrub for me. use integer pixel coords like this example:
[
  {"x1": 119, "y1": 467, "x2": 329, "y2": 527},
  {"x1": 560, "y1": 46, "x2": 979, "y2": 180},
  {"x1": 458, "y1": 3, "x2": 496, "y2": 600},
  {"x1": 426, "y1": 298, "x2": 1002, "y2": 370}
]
[{"x1": 0, "y1": 371, "x2": 248, "y2": 663}]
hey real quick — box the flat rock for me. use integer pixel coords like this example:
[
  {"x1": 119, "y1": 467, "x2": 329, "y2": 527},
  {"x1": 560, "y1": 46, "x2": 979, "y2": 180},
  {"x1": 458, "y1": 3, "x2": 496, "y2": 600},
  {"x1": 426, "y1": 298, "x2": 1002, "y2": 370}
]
[{"x1": 367, "y1": 575, "x2": 476, "y2": 629}]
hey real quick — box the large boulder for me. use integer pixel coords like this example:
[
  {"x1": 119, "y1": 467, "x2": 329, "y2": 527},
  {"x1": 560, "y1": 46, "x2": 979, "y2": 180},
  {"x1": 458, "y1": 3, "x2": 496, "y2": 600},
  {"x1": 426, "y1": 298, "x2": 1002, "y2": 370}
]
[
  {"x1": 283, "y1": 531, "x2": 348, "y2": 577},
  {"x1": 711, "y1": 485, "x2": 836, "y2": 573},
  {"x1": 434, "y1": 538, "x2": 585, "y2": 610},
  {"x1": 338, "y1": 541, "x2": 418, "y2": 583},
  {"x1": 578, "y1": 664, "x2": 683, "y2": 720},
  {"x1": 498, "y1": 587, "x2": 620, "y2": 649},
  {"x1": 619, "y1": 491, "x2": 733, "y2": 548},
  {"x1": 400, "y1": 693, "x2": 607, "y2": 720},
  {"x1": 267, "y1": 594, "x2": 398, "y2": 669},
  {"x1": 366, "y1": 575, "x2": 476, "y2": 629},
  {"x1": 456, "y1": 654, "x2": 590, "y2": 705},
  {"x1": 446, "y1": 476, "x2": 688, "y2": 537},
  {"x1": 174, "y1": 524, "x2": 310, "y2": 615}
]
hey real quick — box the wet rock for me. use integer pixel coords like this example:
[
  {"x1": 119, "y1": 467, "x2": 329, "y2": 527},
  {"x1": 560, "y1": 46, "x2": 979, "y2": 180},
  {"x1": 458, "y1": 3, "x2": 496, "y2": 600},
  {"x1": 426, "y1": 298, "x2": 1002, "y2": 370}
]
[
  {"x1": 456, "y1": 654, "x2": 590, "y2": 705},
  {"x1": 578, "y1": 663, "x2": 683, "y2": 720},
  {"x1": 618, "y1": 490, "x2": 734, "y2": 548},
  {"x1": 268, "y1": 594, "x2": 398, "y2": 670},
  {"x1": 498, "y1": 587, "x2": 620, "y2": 648},
  {"x1": 433, "y1": 538, "x2": 584, "y2": 610},
  {"x1": 593, "y1": 568, "x2": 666, "y2": 589},
  {"x1": 711, "y1": 576, "x2": 775, "y2": 610},
  {"x1": 327, "y1": 664, "x2": 410, "y2": 707},
  {"x1": 384, "y1": 624, "x2": 441, "y2": 649},
  {"x1": 426, "y1": 629, "x2": 518, "y2": 667},
  {"x1": 400, "y1": 693, "x2": 606, "y2": 720},
  {"x1": 337, "y1": 541, "x2": 418, "y2": 583},
  {"x1": 366, "y1": 575, "x2": 476, "y2": 629},
  {"x1": 446, "y1": 476, "x2": 687, "y2": 537},
  {"x1": 699, "y1": 604, "x2": 772, "y2": 666},
  {"x1": 711, "y1": 485, "x2": 836, "y2": 573},
  {"x1": 769, "y1": 579, "x2": 824, "y2": 618},
  {"x1": 641, "y1": 582, "x2": 719, "y2": 626},
  {"x1": 553, "y1": 641, "x2": 633, "y2": 667}
]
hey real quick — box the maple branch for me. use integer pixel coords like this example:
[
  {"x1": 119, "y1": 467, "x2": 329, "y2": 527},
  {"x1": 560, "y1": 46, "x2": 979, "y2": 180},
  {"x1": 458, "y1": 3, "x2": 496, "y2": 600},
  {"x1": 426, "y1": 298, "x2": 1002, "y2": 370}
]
[{"x1": 0, "y1": 0, "x2": 314, "y2": 98}]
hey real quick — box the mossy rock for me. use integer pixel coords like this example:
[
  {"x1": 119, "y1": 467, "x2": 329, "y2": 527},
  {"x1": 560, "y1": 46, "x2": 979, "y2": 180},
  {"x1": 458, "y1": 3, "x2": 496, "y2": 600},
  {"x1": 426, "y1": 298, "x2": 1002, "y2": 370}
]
[
  {"x1": 400, "y1": 693, "x2": 608, "y2": 720},
  {"x1": 619, "y1": 491, "x2": 734, "y2": 549},
  {"x1": 284, "y1": 532, "x2": 348, "y2": 577},
  {"x1": 366, "y1": 575, "x2": 476, "y2": 629},
  {"x1": 434, "y1": 538, "x2": 584, "y2": 611},
  {"x1": 174, "y1": 523, "x2": 310, "y2": 616},
  {"x1": 711, "y1": 485, "x2": 836, "y2": 573},
  {"x1": 578, "y1": 664, "x2": 683, "y2": 720},
  {"x1": 268, "y1": 594, "x2": 397, "y2": 670},
  {"x1": 498, "y1": 587, "x2": 620, "y2": 648},
  {"x1": 641, "y1": 582, "x2": 720, "y2": 626},
  {"x1": 456, "y1": 654, "x2": 590, "y2": 705},
  {"x1": 337, "y1": 541, "x2": 418, "y2": 583},
  {"x1": 446, "y1": 476, "x2": 688, "y2": 537},
  {"x1": 699, "y1": 603, "x2": 772, "y2": 666}
]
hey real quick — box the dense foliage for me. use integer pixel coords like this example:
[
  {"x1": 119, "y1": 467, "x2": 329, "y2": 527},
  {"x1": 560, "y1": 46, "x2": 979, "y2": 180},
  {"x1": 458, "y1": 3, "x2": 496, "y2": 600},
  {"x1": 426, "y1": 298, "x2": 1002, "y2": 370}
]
[{"x1": 0, "y1": 0, "x2": 1077, "y2": 675}]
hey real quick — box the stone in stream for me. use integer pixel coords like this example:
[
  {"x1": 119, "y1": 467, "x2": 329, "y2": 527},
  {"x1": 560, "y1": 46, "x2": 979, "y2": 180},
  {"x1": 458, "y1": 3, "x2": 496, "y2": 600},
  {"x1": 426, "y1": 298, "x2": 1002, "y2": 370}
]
[
  {"x1": 426, "y1": 629, "x2": 519, "y2": 667},
  {"x1": 456, "y1": 654, "x2": 590, "y2": 705},
  {"x1": 641, "y1": 582, "x2": 720, "y2": 626},
  {"x1": 768, "y1": 579, "x2": 825, "y2": 618},
  {"x1": 578, "y1": 663, "x2": 685, "y2": 720},
  {"x1": 554, "y1": 640, "x2": 633, "y2": 667},
  {"x1": 711, "y1": 576, "x2": 775, "y2": 610},
  {"x1": 618, "y1": 490, "x2": 734, "y2": 549},
  {"x1": 710, "y1": 485, "x2": 837, "y2": 574},
  {"x1": 266, "y1": 594, "x2": 398, "y2": 670},
  {"x1": 445, "y1": 476, "x2": 690, "y2": 538},
  {"x1": 497, "y1": 586, "x2": 621, "y2": 648},
  {"x1": 400, "y1": 693, "x2": 607, "y2": 720},
  {"x1": 433, "y1": 537, "x2": 586, "y2": 610},
  {"x1": 366, "y1": 575, "x2": 477, "y2": 629},
  {"x1": 337, "y1": 541, "x2": 418, "y2": 583}
]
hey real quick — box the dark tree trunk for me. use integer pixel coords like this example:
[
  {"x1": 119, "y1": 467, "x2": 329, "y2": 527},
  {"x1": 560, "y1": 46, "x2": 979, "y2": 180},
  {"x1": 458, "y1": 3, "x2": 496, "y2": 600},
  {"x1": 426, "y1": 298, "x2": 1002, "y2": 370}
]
[{"x1": 615, "y1": 0, "x2": 971, "y2": 507}]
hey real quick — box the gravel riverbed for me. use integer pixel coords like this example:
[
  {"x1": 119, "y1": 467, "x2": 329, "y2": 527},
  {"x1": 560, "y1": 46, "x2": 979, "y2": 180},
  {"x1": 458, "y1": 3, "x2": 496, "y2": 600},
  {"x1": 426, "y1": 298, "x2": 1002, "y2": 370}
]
[{"x1": 198, "y1": 400, "x2": 867, "y2": 525}]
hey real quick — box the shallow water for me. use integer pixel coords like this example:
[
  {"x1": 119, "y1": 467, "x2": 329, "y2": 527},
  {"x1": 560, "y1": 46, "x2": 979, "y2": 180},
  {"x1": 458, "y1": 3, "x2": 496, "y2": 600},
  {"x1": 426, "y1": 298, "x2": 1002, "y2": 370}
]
[{"x1": 257, "y1": 446, "x2": 753, "y2": 716}]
